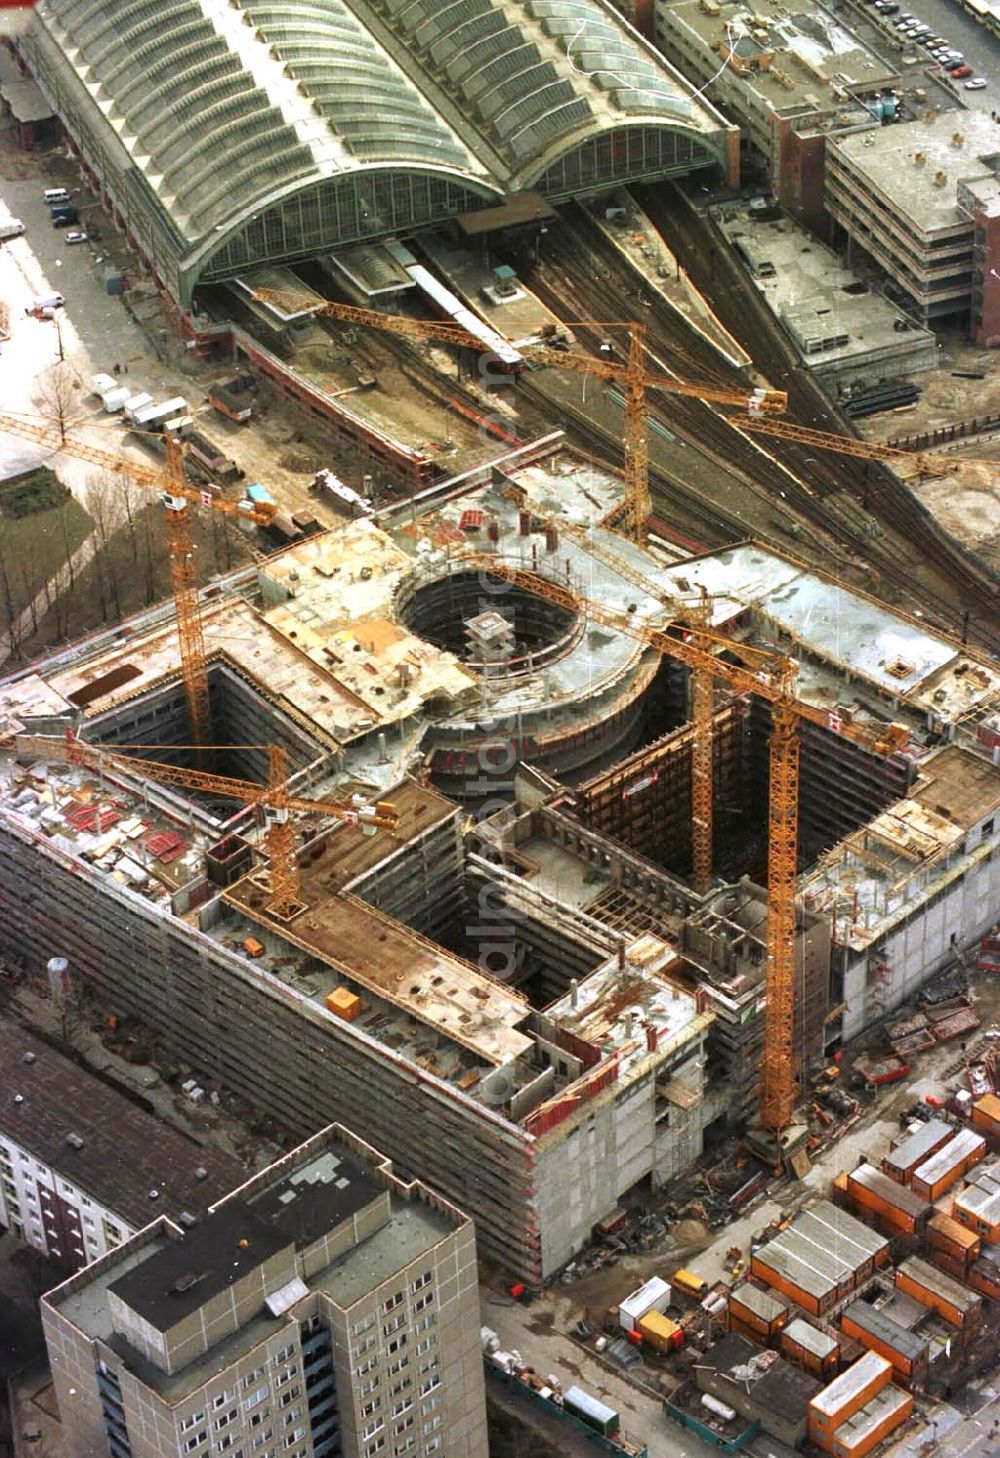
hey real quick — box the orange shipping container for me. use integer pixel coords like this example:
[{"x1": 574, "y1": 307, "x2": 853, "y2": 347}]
[
  {"x1": 972, "y1": 1092, "x2": 1000, "y2": 1140},
  {"x1": 830, "y1": 1384, "x2": 913, "y2": 1458},
  {"x1": 782, "y1": 1318, "x2": 840, "y2": 1381},
  {"x1": 845, "y1": 1163, "x2": 930, "y2": 1237},
  {"x1": 839, "y1": 1301, "x2": 928, "y2": 1385},
  {"x1": 729, "y1": 1283, "x2": 788, "y2": 1339},
  {"x1": 808, "y1": 1352, "x2": 893, "y2": 1440},
  {"x1": 927, "y1": 1212, "x2": 981, "y2": 1265},
  {"x1": 911, "y1": 1130, "x2": 986, "y2": 1202},
  {"x1": 895, "y1": 1255, "x2": 982, "y2": 1329}
]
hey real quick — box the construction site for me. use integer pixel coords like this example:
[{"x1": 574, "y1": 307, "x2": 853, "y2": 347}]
[
  {"x1": 2, "y1": 6, "x2": 1000, "y2": 1454},
  {"x1": 0, "y1": 408, "x2": 996, "y2": 1298}
]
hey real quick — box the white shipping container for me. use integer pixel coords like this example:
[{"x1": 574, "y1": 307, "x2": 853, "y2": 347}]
[{"x1": 619, "y1": 1275, "x2": 672, "y2": 1332}]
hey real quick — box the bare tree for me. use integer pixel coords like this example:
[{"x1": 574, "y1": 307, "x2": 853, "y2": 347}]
[
  {"x1": 86, "y1": 470, "x2": 127, "y2": 621},
  {"x1": 0, "y1": 535, "x2": 22, "y2": 660},
  {"x1": 35, "y1": 361, "x2": 79, "y2": 445}
]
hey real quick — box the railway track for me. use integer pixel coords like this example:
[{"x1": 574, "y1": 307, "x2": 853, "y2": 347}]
[
  {"x1": 519, "y1": 199, "x2": 1000, "y2": 654},
  {"x1": 635, "y1": 186, "x2": 1000, "y2": 650}
]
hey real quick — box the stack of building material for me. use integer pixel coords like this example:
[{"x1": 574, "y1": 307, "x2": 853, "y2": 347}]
[
  {"x1": 926, "y1": 1212, "x2": 982, "y2": 1279},
  {"x1": 728, "y1": 1282, "x2": 790, "y2": 1343},
  {"x1": 894, "y1": 1256, "x2": 982, "y2": 1340},
  {"x1": 837, "y1": 1164, "x2": 931, "y2": 1239},
  {"x1": 781, "y1": 1318, "x2": 840, "y2": 1380},
  {"x1": 839, "y1": 1300, "x2": 930, "y2": 1388},
  {"x1": 952, "y1": 1160, "x2": 1000, "y2": 1245},
  {"x1": 750, "y1": 1201, "x2": 890, "y2": 1317},
  {"x1": 911, "y1": 1129, "x2": 986, "y2": 1201},
  {"x1": 808, "y1": 1352, "x2": 913, "y2": 1458},
  {"x1": 882, "y1": 1120, "x2": 953, "y2": 1186}
]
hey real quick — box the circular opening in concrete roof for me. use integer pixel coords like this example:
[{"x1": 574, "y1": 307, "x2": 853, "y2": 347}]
[{"x1": 397, "y1": 570, "x2": 580, "y2": 675}]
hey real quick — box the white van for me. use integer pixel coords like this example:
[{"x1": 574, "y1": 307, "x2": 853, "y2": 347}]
[
  {"x1": 26, "y1": 293, "x2": 64, "y2": 317},
  {"x1": 0, "y1": 220, "x2": 24, "y2": 241},
  {"x1": 43, "y1": 188, "x2": 71, "y2": 205}
]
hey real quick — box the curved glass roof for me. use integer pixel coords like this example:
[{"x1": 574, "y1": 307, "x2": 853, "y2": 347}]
[
  {"x1": 39, "y1": 0, "x2": 486, "y2": 238},
  {"x1": 33, "y1": 0, "x2": 727, "y2": 281}
]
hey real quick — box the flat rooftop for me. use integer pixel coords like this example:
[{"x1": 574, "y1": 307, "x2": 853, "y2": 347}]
[
  {"x1": 0, "y1": 1019, "x2": 241, "y2": 1230},
  {"x1": 226, "y1": 883, "x2": 532, "y2": 1069},
  {"x1": 849, "y1": 1163, "x2": 930, "y2": 1218},
  {"x1": 810, "y1": 1351, "x2": 891, "y2": 1418},
  {"x1": 885, "y1": 1120, "x2": 953, "y2": 1177},
  {"x1": 833, "y1": 1382, "x2": 910, "y2": 1446},
  {"x1": 755, "y1": 1201, "x2": 888, "y2": 1301},
  {"x1": 831, "y1": 112, "x2": 1000, "y2": 234},
  {"x1": 660, "y1": 0, "x2": 895, "y2": 113},
  {"x1": 844, "y1": 1299, "x2": 928, "y2": 1364},
  {"x1": 543, "y1": 935, "x2": 703, "y2": 1083},
  {"x1": 784, "y1": 1317, "x2": 838, "y2": 1359},
  {"x1": 715, "y1": 203, "x2": 936, "y2": 370},
  {"x1": 910, "y1": 744, "x2": 1000, "y2": 830},
  {"x1": 801, "y1": 748, "x2": 1000, "y2": 949},
  {"x1": 659, "y1": 544, "x2": 1000, "y2": 721},
  {"x1": 245, "y1": 1144, "x2": 381, "y2": 1249}
]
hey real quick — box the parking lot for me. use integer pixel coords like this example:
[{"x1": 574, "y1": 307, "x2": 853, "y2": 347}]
[{"x1": 846, "y1": 0, "x2": 1000, "y2": 105}]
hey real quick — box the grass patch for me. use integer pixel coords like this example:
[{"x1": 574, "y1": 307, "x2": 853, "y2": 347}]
[
  {"x1": 0, "y1": 466, "x2": 71, "y2": 519},
  {"x1": 0, "y1": 498, "x2": 92, "y2": 622}
]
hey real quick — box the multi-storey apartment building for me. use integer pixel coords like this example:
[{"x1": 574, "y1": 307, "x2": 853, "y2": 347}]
[
  {"x1": 42, "y1": 1125, "x2": 488, "y2": 1458},
  {"x1": 0, "y1": 1018, "x2": 240, "y2": 1271}
]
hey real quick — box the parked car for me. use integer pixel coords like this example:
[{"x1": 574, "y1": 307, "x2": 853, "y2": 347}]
[
  {"x1": 51, "y1": 210, "x2": 80, "y2": 229},
  {"x1": 42, "y1": 188, "x2": 70, "y2": 206},
  {"x1": 64, "y1": 231, "x2": 88, "y2": 245},
  {"x1": 952, "y1": 64, "x2": 973, "y2": 77},
  {"x1": 944, "y1": 58, "x2": 965, "y2": 70},
  {"x1": 965, "y1": 77, "x2": 989, "y2": 89},
  {"x1": 0, "y1": 219, "x2": 24, "y2": 241}
]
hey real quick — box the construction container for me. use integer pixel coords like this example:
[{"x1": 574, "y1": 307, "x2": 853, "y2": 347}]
[
  {"x1": 562, "y1": 1385, "x2": 619, "y2": 1438},
  {"x1": 728, "y1": 1282, "x2": 788, "y2": 1341},
  {"x1": 619, "y1": 1275, "x2": 671, "y2": 1332},
  {"x1": 952, "y1": 1175, "x2": 1000, "y2": 1243},
  {"x1": 808, "y1": 1351, "x2": 893, "y2": 1444},
  {"x1": 969, "y1": 1248, "x2": 1000, "y2": 1302},
  {"x1": 911, "y1": 1128, "x2": 986, "y2": 1201},
  {"x1": 844, "y1": 1163, "x2": 931, "y2": 1238},
  {"x1": 895, "y1": 1254, "x2": 982, "y2": 1331},
  {"x1": 638, "y1": 1309, "x2": 683, "y2": 1352},
  {"x1": 672, "y1": 1269, "x2": 709, "y2": 1304},
  {"x1": 972, "y1": 1092, "x2": 1000, "y2": 1143},
  {"x1": 828, "y1": 1383, "x2": 913, "y2": 1458},
  {"x1": 927, "y1": 1212, "x2": 981, "y2": 1267},
  {"x1": 325, "y1": 987, "x2": 362, "y2": 1021},
  {"x1": 242, "y1": 936, "x2": 265, "y2": 958},
  {"x1": 781, "y1": 1318, "x2": 840, "y2": 1380},
  {"x1": 751, "y1": 1202, "x2": 888, "y2": 1317},
  {"x1": 883, "y1": 1119, "x2": 953, "y2": 1185},
  {"x1": 839, "y1": 1300, "x2": 928, "y2": 1388}
]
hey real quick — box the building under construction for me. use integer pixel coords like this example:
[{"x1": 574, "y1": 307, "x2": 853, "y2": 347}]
[{"x1": 0, "y1": 440, "x2": 997, "y2": 1283}]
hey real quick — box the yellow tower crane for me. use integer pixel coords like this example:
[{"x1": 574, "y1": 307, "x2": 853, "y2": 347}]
[
  {"x1": 454, "y1": 553, "x2": 909, "y2": 1145},
  {"x1": 0, "y1": 415, "x2": 278, "y2": 750},
  {"x1": 248, "y1": 288, "x2": 788, "y2": 547},
  {"x1": 14, "y1": 732, "x2": 399, "y2": 921}
]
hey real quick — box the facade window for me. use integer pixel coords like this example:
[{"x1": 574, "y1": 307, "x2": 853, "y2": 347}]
[
  {"x1": 352, "y1": 1315, "x2": 375, "y2": 1337},
  {"x1": 415, "y1": 1337, "x2": 436, "y2": 1357},
  {"x1": 215, "y1": 1407, "x2": 239, "y2": 1430},
  {"x1": 278, "y1": 1387, "x2": 300, "y2": 1408},
  {"x1": 418, "y1": 1378, "x2": 440, "y2": 1398},
  {"x1": 387, "y1": 1336, "x2": 407, "y2": 1355},
  {"x1": 356, "y1": 1356, "x2": 377, "y2": 1377},
  {"x1": 184, "y1": 1434, "x2": 207, "y2": 1452},
  {"x1": 411, "y1": 1271, "x2": 432, "y2": 1293},
  {"x1": 244, "y1": 1387, "x2": 268, "y2": 1411},
  {"x1": 275, "y1": 1344, "x2": 295, "y2": 1364},
  {"x1": 362, "y1": 1418, "x2": 385, "y2": 1440},
  {"x1": 383, "y1": 1291, "x2": 404, "y2": 1313},
  {"x1": 414, "y1": 1316, "x2": 435, "y2": 1335},
  {"x1": 383, "y1": 1313, "x2": 406, "y2": 1336},
  {"x1": 413, "y1": 1293, "x2": 434, "y2": 1314},
  {"x1": 391, "y1": 1399, "x2": 413, "y2": 1419},
  {"x1": 422, "y1": 1415, "x2": 441, "y2": 1435},
  {"x1": 388, "y1": 1357, "x2": 409, "y2": 1377}
]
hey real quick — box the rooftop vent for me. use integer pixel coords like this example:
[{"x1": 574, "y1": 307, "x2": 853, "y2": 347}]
[
  {"x1": 13, "y1": 1094, "x2": 24, "y2": 1105},
  {"x1": 933, "y1": 171, "x2": 948, "y2": 188},
  {"x1": 65, "y1": 1132, "x2": 84, "y2": 1150},
  {"x1": 171, "y1": 1271, "x2": 204, "y2": 1294},
  {"x1": 194, "y1": 1167, "x2": 209, "y2": 1181},
  {"x1": 178, "y1": 1211, "x2": 198, "y2": 1229},
  {"x1": 952, "y1": 132, "x2": 964, "y2": 147},
  {"x1": 914, "y1": 152, "x2": 926, "y2": 166},
  {"x1": 21, "y1": 1052, "x2": 35, "y2": 1065},
  {"x1": 148, "y1": 1188, "x2": 160, "y2": 1201}
]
